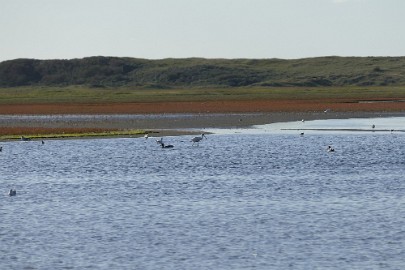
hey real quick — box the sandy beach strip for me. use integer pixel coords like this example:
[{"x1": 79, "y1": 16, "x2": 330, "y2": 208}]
[{"x1": 1, "y1": 111, "x2": 405, "y2": 138}]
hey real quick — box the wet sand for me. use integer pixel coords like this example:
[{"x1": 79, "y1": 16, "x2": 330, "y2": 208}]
[{"x1": 1, "y1": 111, "x2": 405, "y2": 138}]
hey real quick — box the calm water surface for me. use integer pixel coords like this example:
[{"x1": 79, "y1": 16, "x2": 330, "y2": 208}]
[{"x1": 1, "y1": 118, "x2": 405, "y2": 269}]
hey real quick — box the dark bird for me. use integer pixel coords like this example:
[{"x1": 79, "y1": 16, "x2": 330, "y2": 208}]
[
  {"x1": 160, "y1": 143, "x2": 174, "y2": 149},
  {"x1": 21, "y1": 136, "x2": 31, "y2": 141}
]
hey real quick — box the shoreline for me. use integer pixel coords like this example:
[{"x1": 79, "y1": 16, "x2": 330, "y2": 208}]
[{"x1": 1, "y1": 111, "x2": 405, "y2": 140}]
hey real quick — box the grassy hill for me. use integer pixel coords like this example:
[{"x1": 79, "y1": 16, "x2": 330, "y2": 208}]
[{"x1": 1, "y1": 56, "x2": 405, "y2": 88}]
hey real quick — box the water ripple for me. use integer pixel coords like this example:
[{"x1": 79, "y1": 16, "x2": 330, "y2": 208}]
[{"x1": 1, "y1": 134, "x2": 404, "y2": 269}]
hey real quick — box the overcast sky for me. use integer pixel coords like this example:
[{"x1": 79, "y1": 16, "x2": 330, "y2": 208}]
[{"x1": 1, "y1": 0, "x2": 404, "y2": 62}]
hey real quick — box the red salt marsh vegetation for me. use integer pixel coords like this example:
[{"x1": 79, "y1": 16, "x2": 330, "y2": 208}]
[{"x1": 1, "y1": 86, "x2": 405, "y2": 138}]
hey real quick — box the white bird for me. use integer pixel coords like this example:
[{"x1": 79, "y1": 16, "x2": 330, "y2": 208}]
[
  {"x1": 191, "y1": 134, "x2": 207, "y2": 145},
  {"x1": 144, "y1": 134, "x2": 149, "y2": 139}
]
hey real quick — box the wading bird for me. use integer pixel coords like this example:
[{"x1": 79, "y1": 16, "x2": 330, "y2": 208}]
[{"x1": 191, "y1": 134, "x2": 207, "y2": 145}]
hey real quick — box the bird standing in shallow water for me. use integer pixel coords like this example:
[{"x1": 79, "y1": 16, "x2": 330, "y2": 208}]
[{"x1": 191, "y1": 134, "x2": 207, "y2": 145}]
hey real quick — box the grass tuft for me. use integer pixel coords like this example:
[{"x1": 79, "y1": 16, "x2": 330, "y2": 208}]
[{"x1": 0, "y1": 128, "x2": 146, "y2": 140}]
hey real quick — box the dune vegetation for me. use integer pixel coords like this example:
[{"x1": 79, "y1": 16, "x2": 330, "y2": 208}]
[
  {"x1": 1, "y1": 56, "x2": 405, "y2": 139},
  {"x1": 1, "y1": 56, "x2": 405, "y2": 106},
  {"x1": 1, "y1": 56, "x2": 405, "y2": 89}
]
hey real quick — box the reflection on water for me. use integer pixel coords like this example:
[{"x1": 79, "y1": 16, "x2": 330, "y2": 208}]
[
  {"x1": 1, "y1": 117, "x2": 405, "y2": 270},
  {"x1": 208, "y1": 117, "x2": 405, "y2": 135}
]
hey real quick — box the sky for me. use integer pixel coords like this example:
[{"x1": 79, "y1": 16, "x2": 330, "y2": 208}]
[{"x1": 1, "y1": 0, "x2": 404, "y2": 62}]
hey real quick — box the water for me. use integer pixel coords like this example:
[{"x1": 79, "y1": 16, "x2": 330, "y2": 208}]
[{"x1": 1, "y1": 119, "x2": 405, "y2": 269}]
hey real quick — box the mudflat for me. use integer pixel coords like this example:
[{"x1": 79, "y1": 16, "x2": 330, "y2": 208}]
[{"x1": 1, "y1": 99, "x2": 405, "y2": 136}]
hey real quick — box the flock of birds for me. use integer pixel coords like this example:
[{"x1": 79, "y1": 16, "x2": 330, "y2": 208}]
[
  {"x1": 2, "y1": 133, "x2": 208, "y2": 196},
  {"x1": 299, "y1": 120, "x2": 384, "y2": 153},
  {"x1": 2, "y1": 121, "x2": 382, "y2": 196}
]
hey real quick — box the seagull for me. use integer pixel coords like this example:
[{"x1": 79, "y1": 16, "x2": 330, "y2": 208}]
[
  {"x1": 8, "y1": 189, "x2": 16, "y2": 196},
  {"x1": 327, "y1": 146, "x2": 335, "y2": 152},
  {"x1": 191, "y1": 134, "x2": 207, "y2": 145},
  {"x1": 144, "y1": 134, "x2": 149, "y2": 139}
]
